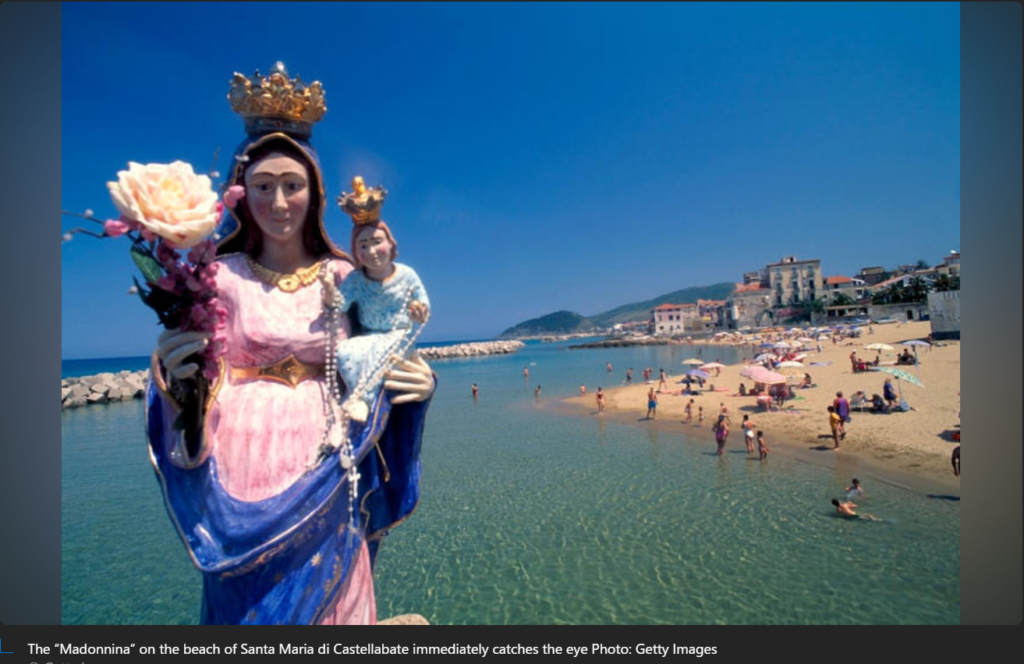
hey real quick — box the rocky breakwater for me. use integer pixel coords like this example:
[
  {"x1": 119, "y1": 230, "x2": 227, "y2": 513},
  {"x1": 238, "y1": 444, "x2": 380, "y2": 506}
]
[
  {"x1": 418, "y1": 340, "x2": 525, "y2": 360},
  {"x1": 62, "y1": 370, "x2": 150, "y2": 409}
]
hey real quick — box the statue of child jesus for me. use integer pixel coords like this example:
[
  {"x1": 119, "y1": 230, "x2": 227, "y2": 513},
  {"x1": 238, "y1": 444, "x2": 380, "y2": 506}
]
[{"x1": 327, "y1": 177, "x2": 429, "y2": 423}]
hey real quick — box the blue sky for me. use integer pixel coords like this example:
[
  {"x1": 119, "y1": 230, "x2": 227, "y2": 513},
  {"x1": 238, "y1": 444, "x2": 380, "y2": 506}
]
[{"x1": 61, "y1": 2, "x2": 960, "y2": 359}]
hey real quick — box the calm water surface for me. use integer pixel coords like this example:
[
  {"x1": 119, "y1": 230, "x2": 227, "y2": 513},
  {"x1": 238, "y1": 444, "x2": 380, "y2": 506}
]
[{"x1": 61, "y1": 340, "x2": 959, "y2": 624}]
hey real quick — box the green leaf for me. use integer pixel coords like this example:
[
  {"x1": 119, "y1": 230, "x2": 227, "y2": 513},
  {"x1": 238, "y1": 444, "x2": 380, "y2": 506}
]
[{"x1": 131, "y1": 245, "x2": 164, "y2": 284}]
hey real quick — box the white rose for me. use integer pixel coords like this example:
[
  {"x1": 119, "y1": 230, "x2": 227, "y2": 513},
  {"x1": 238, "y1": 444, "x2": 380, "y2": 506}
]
[{"x1": 107, "y1": 161, "x2": 221, "y2": 249}]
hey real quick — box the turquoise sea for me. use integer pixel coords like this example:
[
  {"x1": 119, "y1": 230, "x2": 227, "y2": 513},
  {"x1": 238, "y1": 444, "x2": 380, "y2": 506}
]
[{"x1": 61, "y1": 340, "x2": 959, "y2": 624}]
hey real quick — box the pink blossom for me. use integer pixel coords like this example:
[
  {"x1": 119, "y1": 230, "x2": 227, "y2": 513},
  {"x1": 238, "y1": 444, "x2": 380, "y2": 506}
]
[
  {"x1": 155, "y1": 274, "x2": 178, "y2": 292},
  {"x1": 141, "y1": 228, "x2": 157, "y2": 242},
  {"x1": 189, "y1": 303, "x2": 211, "y2": 329},
  {"x1": 156, "y1": 242, "x2": 180, "y2": 264},
  {"x1": 103, "y1": 219, "x2": 132, "y2": 238},
  {"x1": 185, "y1": 275, "x2": 204, "y2": 292},
  {"x1": 223, "y1": 185, "x2": 246, "y2": 208}
]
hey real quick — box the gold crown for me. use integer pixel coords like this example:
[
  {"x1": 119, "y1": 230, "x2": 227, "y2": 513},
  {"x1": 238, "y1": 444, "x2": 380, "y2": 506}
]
[
  {"x1": 338, "y1": 176, "x2": 388, "y2": 225},
  {"x1": 228, "y1": 62, "x2": 326, "y2": 139}
]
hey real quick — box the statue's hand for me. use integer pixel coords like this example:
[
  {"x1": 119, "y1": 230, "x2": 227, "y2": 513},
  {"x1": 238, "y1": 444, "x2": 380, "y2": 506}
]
[
  {"x1": 408, "y1": 300, "x2": 429, "y2": 324},
  {"x1": 384, "y1": 350, "x2": 435, "y2": 404},
  {"x1": 320, "y1": 265, "x2": 343, "y2": 308},
  {"x1": 156, "y1": 328, "x2": 212, "y2": 381}
]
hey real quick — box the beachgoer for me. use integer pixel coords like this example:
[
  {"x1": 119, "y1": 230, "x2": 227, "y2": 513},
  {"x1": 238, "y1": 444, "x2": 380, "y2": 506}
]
[
  {"x1": 698, "y1": 405, "x2": 704, "y2": 425},
  {"x1": 472, "y1": 383, "x2": 478, "y2": 398},
  {"x1": 523, "y1": 366, "x2": 530, "y2": 380},
  {"x1": 883, "y1": 378, "x2": 898, "y2": 410},
  {"x1": 331, "y1": 186, "x2": 430, "y2": 423},
  {"x1": 846, "y1": 478, "x2": 864, "y2": 498},
  {"x1": 148, "y1": 64, "x2": 435, "y2": 625},
  {"x1": 646, "y1": 387, "x2": 658, "y2": 420},
  {"x1": 833, "y1": 392, "x2": 849, "y2": 438},
  {"x1": 713, "y1": 416, "x2": 728, "y2": 455},
  {"x1": 625, "y1": 367, "x2": 633, "y2": 385},
  {"x1": 757, "y1": 431, "x2": 769, "y2": 460},
  {"x1": 741, "y1": 414, "x2": 755, "y2": 455},
  {"x1": 579, "y1": 384, "x2": 586, "y2": 396},
  {"x1": 828, "y1": 405, "x2": 841, "y2": 450},
  {"x1": 832, "y1": 498, "x2": 858, "y2": 517},
  {"x1": 720, "y1": 402, "x2": 730, "y2": 422},
  {"x1": 658, "y1": 368, "x2": 668, "y2": 392},
  {"x1": 952, "y1": 445, "x2": 960, "y2": 477},
  {"x1": 738, "y1": 382, "x2": 747, "y2": 396},
  {"x1": 683, "y1": 398, "x2": 694, "y2": 423},
  {"x1": 535, "y1": 385, "x2": 542, "y2": 398},
  {"x1": 832, "y1": 498, "x2": 880, "y2": 521},
  {"x1": 849, "y1": 350, "x2": 858, "y2": 373},
  {"x1": 801, "y1": 373, "x2": 813, "y2": 389},
  {"x1": 596, "y1": 387, "x2": 606, "y2": 412},
  {"x1": 606, "y1": 361, "x2": 612, "y2": 373}
]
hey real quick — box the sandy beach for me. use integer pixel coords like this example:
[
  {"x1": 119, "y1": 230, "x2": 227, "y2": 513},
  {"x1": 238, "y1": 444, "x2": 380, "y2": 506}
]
[{"x1": 561, "y1": 320, "x2": 961, "y2": 495}]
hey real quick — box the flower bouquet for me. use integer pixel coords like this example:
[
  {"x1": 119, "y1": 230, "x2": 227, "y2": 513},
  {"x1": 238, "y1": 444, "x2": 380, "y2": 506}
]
[{"x1": 63, "y1": 161, "x2": 228, "y2": 452}]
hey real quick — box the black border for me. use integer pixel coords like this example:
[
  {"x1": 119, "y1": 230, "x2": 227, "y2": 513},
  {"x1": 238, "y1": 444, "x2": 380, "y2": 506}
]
[{"x1": 1, "y1": 0, "x2": 1017, "y2": 658}]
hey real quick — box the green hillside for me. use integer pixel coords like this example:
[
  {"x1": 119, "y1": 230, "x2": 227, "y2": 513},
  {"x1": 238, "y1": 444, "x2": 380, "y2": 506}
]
[
  {"x1": 498, "y1": 282, "x2": 736, "y2": 338},
  {"x1": 498, "y1": 311, "x2": 594, "y2": 338}
]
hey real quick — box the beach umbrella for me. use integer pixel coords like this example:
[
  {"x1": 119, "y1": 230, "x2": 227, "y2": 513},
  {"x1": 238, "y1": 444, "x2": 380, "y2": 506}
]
[
  {"x1": 901, "y1": 339, "x2": 931, "y2": 365},
  {"x1": 864, "y1": 343, "x2": 894, "y2": 352},
  {"x1": 681, "y1": 358, "x2": 704, "y2": 365},
  {"x1": 774, "y1": 341, "x2": 791, "y2": 349},
  {"x1": 758, "y1": 370, "x2": 788, "y2": 385},
  {"x1": 700, "y1": 362, "x2": 726, "y2": 370},
  {"x1": 797, "y1": 337, "x2": 815, "y2": 343},
  {"x1": 744, "y1": 365, "x2": 786, "y2": 384},
  {"x1": 753, "y1": 353, "x2": 776, "y2": 362},
  {"x1": 875, "y1": 366, "x2": 923, "y2": 403},
  {"x1": 740, "y1": 365, "x2": 763, "y2": 378},
  {"x1": 759, "y1": 342, "x2": 775, "y2": 348},
  {"x1": 686, "y1": 368, "x2": 711, "y2": 379},
  {"x1": 777, "y1": 361, "x2": 804, "y2": 368}
]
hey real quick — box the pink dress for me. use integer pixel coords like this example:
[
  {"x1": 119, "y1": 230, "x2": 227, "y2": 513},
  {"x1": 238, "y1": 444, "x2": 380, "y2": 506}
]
[{"x1": 208, "y1": 254, "x2": 375, "y2": 624}]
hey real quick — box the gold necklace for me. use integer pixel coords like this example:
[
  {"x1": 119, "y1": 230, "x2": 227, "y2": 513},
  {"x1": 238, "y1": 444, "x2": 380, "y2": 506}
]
[{"x1": 245, "y1": 255, "x2": 324, "y2": 293}]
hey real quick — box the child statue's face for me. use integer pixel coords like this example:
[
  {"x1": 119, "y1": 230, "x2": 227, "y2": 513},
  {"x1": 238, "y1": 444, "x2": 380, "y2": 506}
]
[{"x1": 355, "y1": 225, "x2": 395, "y2": 280}]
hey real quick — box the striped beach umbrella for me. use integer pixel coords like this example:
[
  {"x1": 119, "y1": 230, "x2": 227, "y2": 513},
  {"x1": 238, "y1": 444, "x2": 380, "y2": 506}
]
[{"x1": 875, "y1": 365, "x2": 924, "y2": 388}]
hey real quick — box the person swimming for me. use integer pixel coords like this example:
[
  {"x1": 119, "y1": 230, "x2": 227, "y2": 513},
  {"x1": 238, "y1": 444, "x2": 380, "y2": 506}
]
[{"x1": 831, "y1": 498, "x2": 881, "y2": 521}]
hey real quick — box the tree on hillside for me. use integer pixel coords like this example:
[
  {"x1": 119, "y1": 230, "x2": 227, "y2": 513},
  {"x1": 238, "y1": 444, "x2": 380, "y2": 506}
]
[
  {"x1": 905, "y1": 275, "x2": 931, "y2": 302},
  {"x1": 915, "y1": 259, "x2": 931, "y2": 270},
  {"x1": 932, "y1": 273, "x2": 961, "y2": 292}
]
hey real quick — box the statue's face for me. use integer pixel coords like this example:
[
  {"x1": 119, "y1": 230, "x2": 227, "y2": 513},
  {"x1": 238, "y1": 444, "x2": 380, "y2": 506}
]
[
  {"x1": 245, "y1": 152, "x2": 311, "y2": 248},
  {"x1": 354, "y1": 225, "x2": 395, "y2": 280}
]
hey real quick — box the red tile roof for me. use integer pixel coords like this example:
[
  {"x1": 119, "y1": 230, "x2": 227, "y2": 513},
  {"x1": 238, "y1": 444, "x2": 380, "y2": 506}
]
[{"x1": 826, "y1": 276, "x2": 853, "y2": 285}]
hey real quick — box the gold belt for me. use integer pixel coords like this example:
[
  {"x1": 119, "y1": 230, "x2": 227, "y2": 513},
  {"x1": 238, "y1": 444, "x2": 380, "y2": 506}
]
[{"x1": 230, "y1": 355, "x2": 324, "y2": 388}]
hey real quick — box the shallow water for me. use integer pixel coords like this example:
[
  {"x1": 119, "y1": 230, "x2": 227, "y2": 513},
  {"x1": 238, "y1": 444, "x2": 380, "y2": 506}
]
[{"x1": 61, "y1": 341, "x2": 959, "y2": 624}]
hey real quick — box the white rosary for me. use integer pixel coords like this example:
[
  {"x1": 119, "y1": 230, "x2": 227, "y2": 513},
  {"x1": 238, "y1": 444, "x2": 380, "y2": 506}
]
[{"x1": 317, "y1": 267, "x2": 359, "y2": 531}]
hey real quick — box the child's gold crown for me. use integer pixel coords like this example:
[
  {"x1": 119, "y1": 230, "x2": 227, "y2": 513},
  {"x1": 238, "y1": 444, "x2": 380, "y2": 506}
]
[{"x1": 337, "y1": 176, "x2": 387, "y2": 225}]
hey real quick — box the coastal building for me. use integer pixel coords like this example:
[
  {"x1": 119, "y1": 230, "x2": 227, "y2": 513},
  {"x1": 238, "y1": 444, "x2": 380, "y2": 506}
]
[
  {"x1": 928, "y1": 289, "x2": 960, "y2": 339},
  {"x1": 697, "y1": 298, "x2": 727, "y2": 331},
  {"x1": 935, "y1": 250, "x2": 960, "y2": 278},
  {"x1": 823, "y1": 275, "x2": 868, "y2": 303},
  {"x1": 856, "y1": 266, "x2": 889, "y2": 286},
  {"x1": 723, "y1": 283, "x2": 772, "y2": 329},
  {"x1": 652, "y1": 303, "x2": 699, "y2": 336},
  {"x1": 766, "y1": 256, "x2": 823, "y2": 307}
]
